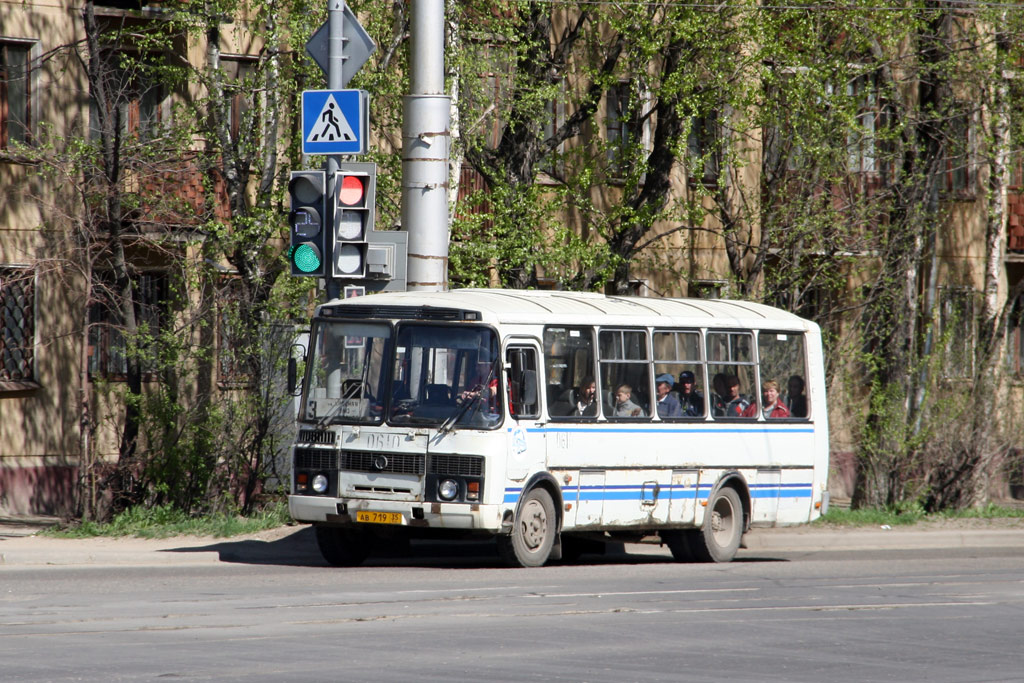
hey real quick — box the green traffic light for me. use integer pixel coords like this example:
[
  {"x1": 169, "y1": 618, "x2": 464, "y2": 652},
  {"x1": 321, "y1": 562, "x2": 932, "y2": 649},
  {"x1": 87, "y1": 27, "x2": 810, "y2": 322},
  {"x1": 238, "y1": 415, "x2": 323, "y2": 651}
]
[{"x1": 293, "y1": 243, "x2": 322, "y2": 273}]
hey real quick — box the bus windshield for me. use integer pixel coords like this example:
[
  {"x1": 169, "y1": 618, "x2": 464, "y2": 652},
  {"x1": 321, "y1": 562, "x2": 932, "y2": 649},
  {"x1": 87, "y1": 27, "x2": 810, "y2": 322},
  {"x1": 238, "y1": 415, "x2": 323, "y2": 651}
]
[
  {"x1": 303, "y1": 321, "x2": 391, "y2": 425},
  {"x1": 301, "y1": 321, "x2": 502, "y2": 429},
  {"x1": 389, "y1": 324, "x2": 502, "y2": 429}
]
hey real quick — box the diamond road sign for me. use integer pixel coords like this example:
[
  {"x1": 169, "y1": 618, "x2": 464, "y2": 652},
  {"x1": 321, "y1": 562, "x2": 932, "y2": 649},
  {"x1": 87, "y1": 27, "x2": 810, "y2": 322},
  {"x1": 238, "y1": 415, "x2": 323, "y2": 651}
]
[
  {"x1": 305, "y1": 6, "x2": 377, "y2": 86},
  {"x1": 302, "y1": 89, "x2": 368, "y2": 155}
]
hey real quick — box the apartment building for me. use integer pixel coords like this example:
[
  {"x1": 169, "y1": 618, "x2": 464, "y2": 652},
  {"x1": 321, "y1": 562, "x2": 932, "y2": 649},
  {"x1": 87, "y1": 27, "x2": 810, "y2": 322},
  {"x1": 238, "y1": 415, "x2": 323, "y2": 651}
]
[{"x1": 3, "y1": 1, "x2": 1024, "y2": 515}]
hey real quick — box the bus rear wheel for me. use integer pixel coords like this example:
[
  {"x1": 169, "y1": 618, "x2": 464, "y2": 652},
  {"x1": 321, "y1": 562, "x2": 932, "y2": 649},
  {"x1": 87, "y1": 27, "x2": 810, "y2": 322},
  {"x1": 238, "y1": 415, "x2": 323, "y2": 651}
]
[
  {"x1": 690, "y1": 486, "x2": 743, "y2": 563},
  {"x1": 315, "y1": 525, "x2": 374, "y2": 567},
  {"x1": 498, "y1": 487, "x2": 556, "y2": 568}
]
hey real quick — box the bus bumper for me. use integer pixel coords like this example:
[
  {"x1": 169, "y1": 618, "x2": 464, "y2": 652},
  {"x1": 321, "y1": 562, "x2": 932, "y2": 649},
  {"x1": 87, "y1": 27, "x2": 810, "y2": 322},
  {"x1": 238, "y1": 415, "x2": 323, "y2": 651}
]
[{"x1": 289, "y1": 495, "x2": 504, "y2": 532}]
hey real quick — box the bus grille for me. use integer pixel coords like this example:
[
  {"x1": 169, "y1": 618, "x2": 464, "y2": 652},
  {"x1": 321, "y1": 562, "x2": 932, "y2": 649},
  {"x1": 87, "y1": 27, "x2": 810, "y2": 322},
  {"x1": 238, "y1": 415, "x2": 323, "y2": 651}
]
[
  {"x1": 295, "y1": 448, "x2": 339, "y2": 470},
  {"x1": 429, "y1": 454, "x2": 484, "y2": 477},
  {"x1": 296, "y1": 429, "x2": 336, "y2": 445},
  {"x1": 340, "y1": 451, "x2": 426, "y2": 475}
]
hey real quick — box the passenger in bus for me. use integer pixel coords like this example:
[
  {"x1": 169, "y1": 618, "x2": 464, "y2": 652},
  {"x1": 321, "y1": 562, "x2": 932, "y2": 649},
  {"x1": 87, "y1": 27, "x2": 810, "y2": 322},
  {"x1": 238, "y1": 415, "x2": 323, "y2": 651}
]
[
  {"x1": 613, "y1": 384, "x2": 644, "y2": 417},
  {"x1": 573, "y1": 377, "x2": 599, "y2": 417},
  {"x1": 711, "y1": 373, "x2": 729, "y2": 416},
  {"x1": 786, "y1": 375, "x2": 808, "y2": 417},
  {"x1": 459, "y1": 362, "x2": 500, "y2": 414},
  {"x1": 743, "y1": 379, "x2": 790, "y2": 419},
  {"x1": 722, "y1": 375, "x2": 749, "y2": 417},
  {"x1": 655, "y1": 374, "x2": 682, "y2": 418},
  {"x1": 676, "y1": 370, "x2": 705, "y2": 417}
]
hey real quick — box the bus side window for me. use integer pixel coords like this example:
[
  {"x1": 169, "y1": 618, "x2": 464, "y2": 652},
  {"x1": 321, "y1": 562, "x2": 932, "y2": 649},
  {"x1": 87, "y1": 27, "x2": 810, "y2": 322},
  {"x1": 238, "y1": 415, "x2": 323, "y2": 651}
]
[
  {"x1": 599, "y1": 329, "x2": 651, "y2": 419},
  {"x1": 707, "y1": 330, "x2": 757, "y2": 419},
  {"x1": 506, "y1": 346, "x2": 540, "y2": 419},
  {"x1": 543, "y1": 326, "x2": 598, "y2": 420},
  {"x1": 652, "y1": 329, "x2": 705, "y2": 418},
  {"x1": 756, "y1": 331, "x2": 809, "y2": 419}
]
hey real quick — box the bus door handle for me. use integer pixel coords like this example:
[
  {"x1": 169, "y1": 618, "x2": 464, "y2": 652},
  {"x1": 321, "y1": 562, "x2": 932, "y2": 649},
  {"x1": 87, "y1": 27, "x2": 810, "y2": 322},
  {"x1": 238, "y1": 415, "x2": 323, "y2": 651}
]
[{"x1": 641, "y1": 481, "x2": 659, "y2": 506}]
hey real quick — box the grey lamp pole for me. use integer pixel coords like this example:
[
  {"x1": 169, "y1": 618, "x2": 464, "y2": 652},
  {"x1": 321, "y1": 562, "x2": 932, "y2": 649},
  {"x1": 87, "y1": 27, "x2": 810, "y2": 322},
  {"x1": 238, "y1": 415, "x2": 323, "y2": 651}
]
[{"x1": 403, "y1": 0, "x2": 451, "y2": 293}]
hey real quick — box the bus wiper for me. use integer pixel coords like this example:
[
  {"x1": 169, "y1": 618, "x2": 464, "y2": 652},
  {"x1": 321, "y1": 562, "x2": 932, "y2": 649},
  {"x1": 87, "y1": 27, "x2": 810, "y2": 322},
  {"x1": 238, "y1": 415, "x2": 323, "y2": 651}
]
[
  {"x1": 439, "y1": 363, "x2": 496, "y2": 434},
  {"x1": 317, "y1": 397, "x2": 347, "y2": 427},
  {"x1": 439, "y1": 392, "x2": 481, "y2": 434}
]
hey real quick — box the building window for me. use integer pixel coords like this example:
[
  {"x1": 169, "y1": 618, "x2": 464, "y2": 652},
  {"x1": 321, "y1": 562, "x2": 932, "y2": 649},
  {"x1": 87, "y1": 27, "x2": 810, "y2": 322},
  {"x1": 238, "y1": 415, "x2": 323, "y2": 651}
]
[
  {"x1": 944, "y1": 112, "x2": 972, "y2": 195},
  {"x1": 0, "y1": 266, "x2": 35, "y2": 386},
  {"x1": 89, "y1": 54, "x2": 164, "y2": 141},
  {"x1": 221, "y1": 56, "x2": 257, "y2": 142},
  {"x1": 217, "y1": 279, "x2": 249, "y2": 386},
  {"x1": 846, "y1": 74, "x2": 889, "y2": 177},
  {"x1": 88, "y1": 272, "x2": 168, "y2": 379},
  {"x1": 1007, "y1": 291, "x2": 1024, "y2": 377},
  {"x1": 605, "y1": 82, "x2": 632, "y2": 158},
  {"x1": 607, "y1": 82, "x2": 653, "y2": 178},
  {"x1": 938, "y1": 286, "x2": 974, "y2": 378},
  {"x1": 625, "y1": 279, "x2": 650, "y2": 297},
  {"x1": 465, "y1": 42, "x2": 509, "y2": 149},
  {"x1": 687, "y1": 112, "x2": 719, "y2": 185},
  {"x1": 690, "y1": 280, "x2": 726, "y2": 299},
  {"x1": 539, "y1": 88, "x2": 565, "y2": 178},
  {"x1": 1, "y1": 41, "x2": 32, "y2": 149}
]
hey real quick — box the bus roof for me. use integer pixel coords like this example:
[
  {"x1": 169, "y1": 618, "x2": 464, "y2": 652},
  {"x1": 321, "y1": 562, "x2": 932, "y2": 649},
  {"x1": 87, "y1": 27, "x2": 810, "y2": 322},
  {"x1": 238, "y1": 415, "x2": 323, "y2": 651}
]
[{"x1": 318, "y1": 289, "x2": 818, "y2": 332}]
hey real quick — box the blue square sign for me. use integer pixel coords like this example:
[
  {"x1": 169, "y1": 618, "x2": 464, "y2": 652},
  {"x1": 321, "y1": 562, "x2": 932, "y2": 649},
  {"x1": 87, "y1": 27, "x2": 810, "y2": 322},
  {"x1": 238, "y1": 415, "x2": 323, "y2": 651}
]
[{"x1": 301, "y1": 90, "x2": 368, "y2": 155}]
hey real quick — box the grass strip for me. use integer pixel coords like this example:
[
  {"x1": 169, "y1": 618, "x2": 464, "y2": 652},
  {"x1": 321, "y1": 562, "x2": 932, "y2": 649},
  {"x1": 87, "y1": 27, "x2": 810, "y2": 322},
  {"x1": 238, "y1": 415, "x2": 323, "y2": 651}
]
[{"x1": 43, "y1": 501, "x2": 292, "y2": 539}]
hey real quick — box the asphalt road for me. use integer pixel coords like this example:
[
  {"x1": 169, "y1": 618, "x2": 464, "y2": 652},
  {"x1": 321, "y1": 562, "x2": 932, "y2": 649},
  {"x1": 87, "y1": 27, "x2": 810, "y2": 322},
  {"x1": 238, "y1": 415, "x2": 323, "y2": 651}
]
[{"x1": 2, "y1": 526, "x2": 1023, "y2": 682}]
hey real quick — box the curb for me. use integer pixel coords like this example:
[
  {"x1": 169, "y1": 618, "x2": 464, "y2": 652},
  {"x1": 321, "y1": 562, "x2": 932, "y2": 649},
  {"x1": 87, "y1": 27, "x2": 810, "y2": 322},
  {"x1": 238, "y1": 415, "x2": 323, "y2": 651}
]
[{"x1": 743, "y1": 526, "x2": 1024, "y2": 552}]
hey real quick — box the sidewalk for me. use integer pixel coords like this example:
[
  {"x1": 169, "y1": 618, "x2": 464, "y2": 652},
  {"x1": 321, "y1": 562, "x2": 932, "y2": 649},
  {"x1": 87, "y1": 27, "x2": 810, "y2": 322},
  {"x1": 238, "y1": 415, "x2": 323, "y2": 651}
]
[
  {"x1": 743, "y1": 518, "x2": 1024, "y2": 552},
  {"x1": 1, "y1": 518, "x2": 1022, "y2": 568}
]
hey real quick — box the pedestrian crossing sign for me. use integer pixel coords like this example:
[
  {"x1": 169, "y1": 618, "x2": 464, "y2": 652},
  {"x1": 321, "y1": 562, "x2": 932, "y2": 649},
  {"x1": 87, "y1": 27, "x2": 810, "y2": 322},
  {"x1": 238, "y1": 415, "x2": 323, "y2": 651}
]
[{"x1": 301, "y1": 89, "x2": 368, "y2": 155}]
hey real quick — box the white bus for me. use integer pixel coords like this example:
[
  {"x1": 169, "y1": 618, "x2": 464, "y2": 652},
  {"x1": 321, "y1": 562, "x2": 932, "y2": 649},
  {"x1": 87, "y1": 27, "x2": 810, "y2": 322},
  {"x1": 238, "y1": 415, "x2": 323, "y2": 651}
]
[{"x1": 289, "y1": 289, "x2": 829, "y2": 567}]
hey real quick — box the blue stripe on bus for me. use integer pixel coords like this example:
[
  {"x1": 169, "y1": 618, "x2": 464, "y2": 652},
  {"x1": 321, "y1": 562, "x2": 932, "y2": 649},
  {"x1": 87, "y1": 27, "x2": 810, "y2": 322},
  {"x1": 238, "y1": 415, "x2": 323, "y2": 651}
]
[{"x1": 502, "y1": 484, "x2": 813, "y2": 504}]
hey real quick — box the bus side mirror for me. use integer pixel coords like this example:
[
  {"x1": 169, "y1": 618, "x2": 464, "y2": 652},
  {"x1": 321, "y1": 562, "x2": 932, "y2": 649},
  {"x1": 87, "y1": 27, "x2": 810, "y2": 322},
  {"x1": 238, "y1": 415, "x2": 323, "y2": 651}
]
[
  {"x1": 522, "y1": 369, "x2": 537, "y2": 406},
  {"x1": 287, "y1": 358, "x2": 298, "y2": 394},
  {"x1": 288, "y1": 342, "x2": 306, "y2": 395}
]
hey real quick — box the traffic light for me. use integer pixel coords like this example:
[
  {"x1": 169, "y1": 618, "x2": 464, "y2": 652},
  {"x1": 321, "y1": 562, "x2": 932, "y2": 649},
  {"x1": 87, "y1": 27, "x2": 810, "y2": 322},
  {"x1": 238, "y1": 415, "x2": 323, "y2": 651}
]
[
  {"x1": 332, "y1": 162, "x2": 376, "y2": 279},
  {"x1": 288, "y1": 170, "x2": 327, "y2": 277}
]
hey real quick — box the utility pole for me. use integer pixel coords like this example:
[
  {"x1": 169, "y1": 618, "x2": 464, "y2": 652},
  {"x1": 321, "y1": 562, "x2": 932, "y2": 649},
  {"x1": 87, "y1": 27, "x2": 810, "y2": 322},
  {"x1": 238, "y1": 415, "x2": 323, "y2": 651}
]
[
  {"x1": 294, "y1": 0, "x2": 442, "y2": 296},
  {"x1": 403, "y1": 0, "x2": 451, "y2": 293}
]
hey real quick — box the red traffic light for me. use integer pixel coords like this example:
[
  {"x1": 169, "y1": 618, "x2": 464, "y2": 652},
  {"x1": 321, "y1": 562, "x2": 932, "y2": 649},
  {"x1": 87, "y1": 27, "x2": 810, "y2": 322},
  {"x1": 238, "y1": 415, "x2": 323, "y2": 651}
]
[{"x1": 338, "y1": 175, "x2": 366, "y2": 207}]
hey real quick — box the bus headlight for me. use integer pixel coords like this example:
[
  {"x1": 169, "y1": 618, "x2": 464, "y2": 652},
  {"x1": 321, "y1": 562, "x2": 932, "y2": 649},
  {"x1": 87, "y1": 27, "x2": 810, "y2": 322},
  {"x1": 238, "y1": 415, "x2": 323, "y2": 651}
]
[
  {"x1": 438, "y1": 478, "x2": 459, "y2": 501},
  {"x1": 312, "y1": 474, "x2": 329, "y2": 494}
]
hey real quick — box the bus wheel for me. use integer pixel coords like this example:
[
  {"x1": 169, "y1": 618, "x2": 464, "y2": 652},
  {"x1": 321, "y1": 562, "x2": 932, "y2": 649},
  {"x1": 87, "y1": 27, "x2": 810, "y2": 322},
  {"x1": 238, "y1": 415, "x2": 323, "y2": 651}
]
[
  {"x1": 315, "y1": 525, "x2": 373, "y2": 567},
  {"x1": 691, "y1": 487, "x2": 743, "y2": 563},
  {"x1": 498, "y1": 487, "x2": 556, "y2": 568}
]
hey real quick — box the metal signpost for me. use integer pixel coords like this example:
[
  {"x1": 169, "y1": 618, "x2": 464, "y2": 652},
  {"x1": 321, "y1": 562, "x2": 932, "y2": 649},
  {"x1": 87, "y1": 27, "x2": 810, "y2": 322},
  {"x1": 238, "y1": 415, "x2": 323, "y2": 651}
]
[{"x1": 288, "y1": 0, "x2": 408, "y2": 296}]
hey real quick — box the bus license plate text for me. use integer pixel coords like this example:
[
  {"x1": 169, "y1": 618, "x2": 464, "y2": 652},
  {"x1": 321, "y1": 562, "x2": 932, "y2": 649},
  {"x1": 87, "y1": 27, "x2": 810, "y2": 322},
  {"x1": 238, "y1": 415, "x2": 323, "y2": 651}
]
[{"x1": 355, "y1": 510, "x2": 403, "y2": 525}]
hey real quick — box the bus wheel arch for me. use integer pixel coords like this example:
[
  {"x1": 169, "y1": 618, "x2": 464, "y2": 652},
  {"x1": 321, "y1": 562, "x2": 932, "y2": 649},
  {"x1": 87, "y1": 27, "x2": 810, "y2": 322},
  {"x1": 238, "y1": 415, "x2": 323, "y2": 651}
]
[
  {"x1": 498, "y1": 475, "x2": 562, "y2": 568},
  {"x1": 691, "y1": 474, "x2": 749, "y2": 563}
]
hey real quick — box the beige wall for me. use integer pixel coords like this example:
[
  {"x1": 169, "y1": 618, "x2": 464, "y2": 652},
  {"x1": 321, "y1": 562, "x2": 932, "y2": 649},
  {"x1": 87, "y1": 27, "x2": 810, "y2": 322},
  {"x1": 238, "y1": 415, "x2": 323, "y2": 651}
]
[{"x1": 1, "y1": 1, "x2": 266, "y2": 514}]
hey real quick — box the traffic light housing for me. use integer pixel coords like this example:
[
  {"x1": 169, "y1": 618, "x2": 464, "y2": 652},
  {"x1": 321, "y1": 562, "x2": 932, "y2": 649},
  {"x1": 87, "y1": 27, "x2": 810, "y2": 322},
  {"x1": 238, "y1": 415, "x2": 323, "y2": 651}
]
[
  {"x1": 288, "y1": 170, "x2": 327, "y2": 277},
  {"x1": 332, "y1": 162, "x2": 376, "y2": 279}
]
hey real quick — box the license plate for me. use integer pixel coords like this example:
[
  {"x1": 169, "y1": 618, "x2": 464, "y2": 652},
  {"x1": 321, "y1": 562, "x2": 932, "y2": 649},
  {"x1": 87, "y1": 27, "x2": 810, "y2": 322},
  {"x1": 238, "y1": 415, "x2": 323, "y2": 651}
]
[{"x1": 355, "y1": 510, "x2": 404, "y2": 525}]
